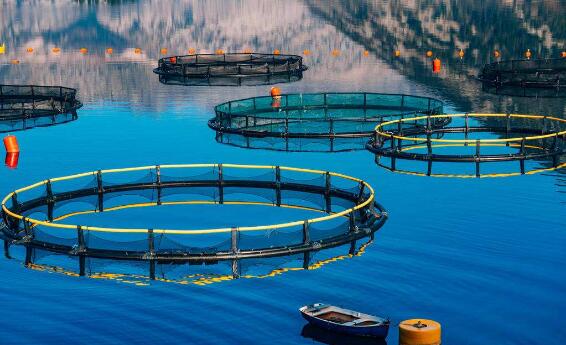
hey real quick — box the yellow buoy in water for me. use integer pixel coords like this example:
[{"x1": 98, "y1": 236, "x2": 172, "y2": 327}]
[
  {"x1": 188, "y1": 48, "x2": 196, "y2": 55},
  {"x1": 426, "y1": 50, "x2": 433, "y2": 58},
  {"x1": 106, "y1": 48, "x2": 113, "y2": 54},
  {"x1": 363, "y1": 50, "x2": 369, "y2": 56},
  {"x1": 80, "y1": 48, "x2": 88, "y2": 54},
  {"x1": 494, "y1": 50, "x2": 501, "y2": 59},
  {"x1": 458, "y1": 49, "x2": 464, "y2": 59},
  {"x1": 399, "y1": 319, "x2": 441, "y2": 345},
  {"x1": 10, "y1": 59, "x2": 20, "y2": 65},
  {"x1": 0, "y1": 43, "x2": 5, "y2": 54},
  {"x1": 303, "y1": 49, "x2": 311, "y2": 56},
  {"x1": 525, "y1": 48, "x2": 532, "y2": 60},
  {"x1": 26, "y1": 47, "x2": 34, "y2": 53},
  {"x1": 273, "y1": 49, "x2": 280, "y2": 55},
  {"x1": 394, "y1": 50, "x2": 401, "y2": 57},
  {"x1": 561, "y1": 51, "x2": 566, "y2": 58},
  {"x1": 160, "y1": 48, "x2": 168, "y2": 55},
  {"x1": 331, "y1": 49, "x2": 340, "y2": 57},
  {"x1": 216, "y1": 49, "x2": 225, "y2": 55},
  {"x1": 134, "y1": 48, "x2": 142, "y2": 54},
  {"x1": 52, "y1": 47, "x2": 61, "y2": 53}
]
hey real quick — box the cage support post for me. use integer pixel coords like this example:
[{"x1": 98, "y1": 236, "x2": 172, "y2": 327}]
[
  {"x1": 156, "y1": 165, "x2": 162, "y2": 205},
  {"x1": 3, "y1": 240, "x2": 11, "y2": 259},
  {"x1": 275, "y1": 166, "x2": 282, "y2": 206},
  {"x1": 303, "y1": 251, "x2": 310, "y2": 270},
  {"x1": 97, "y1": 170, "x2": 104, "y2": 212},
  {"x1": 325, "y1": 172, "x2": 332, "y2": 213},
  {"x1": 520, "y1": 138, "x2": 526, "y2": 174},
  {"x1": 302, "y1": 221, "x2": 310, "y2": 244},
  {"x1": 464, "y1": 113, "x2": 469, "y2": 145},
  {"x1": 46, "y1": 180, "x2": 54, "y2": 222},
  {"x1": 218, "y1": 164, "x2": 224, "y2": 204},
  {"x1": 505, "y1": 113, "x2": 511, "y2": 144},
  {"x1": 475, "y1": 139, "x2": 481, "y2": 177}
]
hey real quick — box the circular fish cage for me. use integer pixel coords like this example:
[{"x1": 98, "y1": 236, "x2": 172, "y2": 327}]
[
  {"x1": 209, "y1": 93, "x2": 445, "y2": 152},
  {"x1": 0, "y1": 85, "x2": 82, "y2": 129},
  {"x1": 480, "y1": 82, "x2": 566, "y2": 98},
  {"x1": 479, "y1": 58, "x2": 566, "y2": 90},
  {"x1": 367, "y1": 114, "x2": 566, "y2": 178},
  {"x1": 153, "y1": 53, "x2": 307, "y2": 80},
  {"x1": 1, "y1": 164, "x2": 387, "y2": 263}
]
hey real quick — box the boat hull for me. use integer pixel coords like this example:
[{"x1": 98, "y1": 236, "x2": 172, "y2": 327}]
[{"x1": 301, "y1": 311, "x2": 389, "y2": 338}]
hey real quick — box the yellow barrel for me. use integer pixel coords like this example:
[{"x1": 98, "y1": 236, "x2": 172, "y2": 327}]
[{"x1": 399, "y1": 319, "x2": 441, "y2": 345}]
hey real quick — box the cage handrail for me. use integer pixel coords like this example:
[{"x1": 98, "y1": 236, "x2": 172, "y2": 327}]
[
  {"x1": 374, "y1": 113, "x2": 566, "y2": 144},
  {"x1": 1, "y1": 164, "x2": 375, "y2": 235}
]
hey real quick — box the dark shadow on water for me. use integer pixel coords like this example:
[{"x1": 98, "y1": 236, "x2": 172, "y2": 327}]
[{"x1": 301, "y1": 324, "x2": 387, "y2": 345}]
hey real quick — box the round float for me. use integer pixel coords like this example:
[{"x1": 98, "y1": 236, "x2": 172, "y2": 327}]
[
  {"x1": 1, "y1": 164, "x2": 387, "y2": 262},
  {"x1": 399, "y1": 319, "x2": 441, "y2": 345},
  {"x1": 210, "y1": 93, "x2": 444, "y2": 152},
  {"x1": 367, "y1": 113, "x2": 566, "y2": 177}
]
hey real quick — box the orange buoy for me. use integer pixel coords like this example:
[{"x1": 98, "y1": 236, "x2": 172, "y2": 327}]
[
  {"x1": 363, "y1": 50, "x2": 369, "y2": 56},
  {"x1": 106, "y1": 48, "x2": 113, "y2": 54},
  {"x1": 270, "y1": 87, "x2": 281, "y2": 98},
  {"x1": 525, "y1": 48, "x2": 532, "y2": 59},
  {"x1": 561, "y1": 51, "x2": 566, "y2": 58},
  {"x1": 134, "y1": 48, "x2": 142, "y2": 54},
  {"x1": 399, "y1": 319, "x2": 441, "y2": 345},
  {"x1": 3, "y1": 135, "x2": 20, "y2": 153},
  {"x1": 169, "y1": 57, "x2": 177, "y2": 64},
  {"x1": 80, "y1": 48, "x2": 88, "y2": 54},
  {"x1": 5, "y1": 152, "x2": 19, "y2": 169},
  {"x1": 303, "y1": 49, "x2": 311, "y2": 56},
  {"x1": 426, "y1": 50, "x2": 433, "y2": 58},
  {"x1": 188, "y1": 48, "x2": 196, "y2": 55},
  {"x1": 10, "y1": 59, "x2": 19, "y2": 65},
  {"x1": 160, "y1": 48, "x2": 168, "y2": 55},
  {"x1": 273, "y1": 49, "x2": 280, "y2": 55},
  {"x1": 52, "y1": 47, "x2": 61, "y2": 53},
  {"x1": 26, "y1": 47, "x2": 34, "y2": 53},
  {"x1": 216, "y1": 49, "x2": 225, "y2": 55},
  {"x1": 432, "y1": 58, "x2": 441, "y2": 73},
  {"x1": 458, "y1": 49, "x2": 464, "y2": 59},
  {"x1": 243, "y1": 48, "x2": 253, "y2": 54},
  {"x1": 331, "y1": 49, "x2": 340, "y2": 57},
  {"x1": 494, "y1": 50, "x2": 501, "y2": 58},
  {"x1": 394, "y1": 50, "x2": 401, "y2": 57}
]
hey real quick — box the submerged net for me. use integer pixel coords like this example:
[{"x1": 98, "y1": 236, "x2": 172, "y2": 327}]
[
  {"x1": 367, "y1": 113, "x2": 566, "y2": 177},
  {"x1": 0, "y1": 85, "x2": 82, "y2": 123},
  {"x1": 209, "y1": 93, "x2": 444, "y2": 151},
  {"x1": 153, "y1": 53, "x2": 307, "y2": 78},
  {"x1": 1, "y1": 164, "x2": 387, "y2": 262},
  {"x1": 479, "y1": 58, "x2": 566, "y2": 89}
]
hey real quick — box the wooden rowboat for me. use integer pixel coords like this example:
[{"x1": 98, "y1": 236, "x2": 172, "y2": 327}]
[{"x1": 299, "y1": 303, "x2": 390, "y2": 338}]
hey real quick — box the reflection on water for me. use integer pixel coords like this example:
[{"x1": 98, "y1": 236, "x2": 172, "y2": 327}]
[{"x1": 0, "y1": 1, "x2": 565, "y2": 345}]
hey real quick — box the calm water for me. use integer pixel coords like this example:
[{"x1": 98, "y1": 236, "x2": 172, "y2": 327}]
[{"x1": 1, "y1": 1, "x2": 565, "y2": 344}]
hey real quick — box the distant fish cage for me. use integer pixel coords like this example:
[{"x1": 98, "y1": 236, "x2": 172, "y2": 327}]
[
  {"x1": 0, "y1": 84, "x2": 82, "y2": 120},
  {"x1": 157, "y1": 71, "x2": 304, "y2": 87},
  {"x1": 209, "y1": 93, "x2": 445, "y2": 152},
  {"x1": 153, "y1": 53, "x2": 307, "y2": 79},
  {"x1": 479, "y1": 58, "x2": 566, "y2": 90},
  {"x1": 1, "y1": 164, "x2": 387, "y2": 266},
  {"x1": 367, "y1": 113, "x2": 566, "y2": 178}
]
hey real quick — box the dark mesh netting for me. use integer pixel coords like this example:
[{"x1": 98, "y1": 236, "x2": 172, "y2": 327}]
[
  {"x1": 1, "y1": 165, "x2": 387, "y2": 262},
  {"x1": 479, "y1": 58, "x2": 566, "y2": 89}
]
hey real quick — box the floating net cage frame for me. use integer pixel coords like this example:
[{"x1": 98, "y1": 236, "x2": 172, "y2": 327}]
[
  {"x1": 479, "y1": 58, "x2": 566, "y2": 89},
  {"x1": 6, "y1": 236, "x2": 374, "y2": 283},
  {"x1": 157, "y1": 71, "x2": 304, "y2": 87},
  {"x1": 0, "y1": 85, "x2": 82, "y2": 127},
  {"x1": 1, "y1": 164, "x2": 387, "y2": 270},
  {"x1": 153, "y1": 53, "x2": 307, "y2": 79},
  {"x1": 480, "y1": 82, "x2": 566, "y2": 98},
  {"x1": 210, "y1": 93, "x2": 445, "y2": 152},
  {"x1": 367, "y1": 113, "x2": 566, "y2": 178}
]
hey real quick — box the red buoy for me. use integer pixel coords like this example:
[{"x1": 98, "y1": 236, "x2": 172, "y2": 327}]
[
  {"x1": 5, "y1": 152, "x2": 19, "y2": 169},
  {"x1": 270, "y1": 87, "x2": 281, "y2": 98},
  {"x1": 432, "y1": 58, "x2": 441, "y2": 73},
  {"x1": 3, "y1": 135, "x2": 19, "y2": 153}
]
